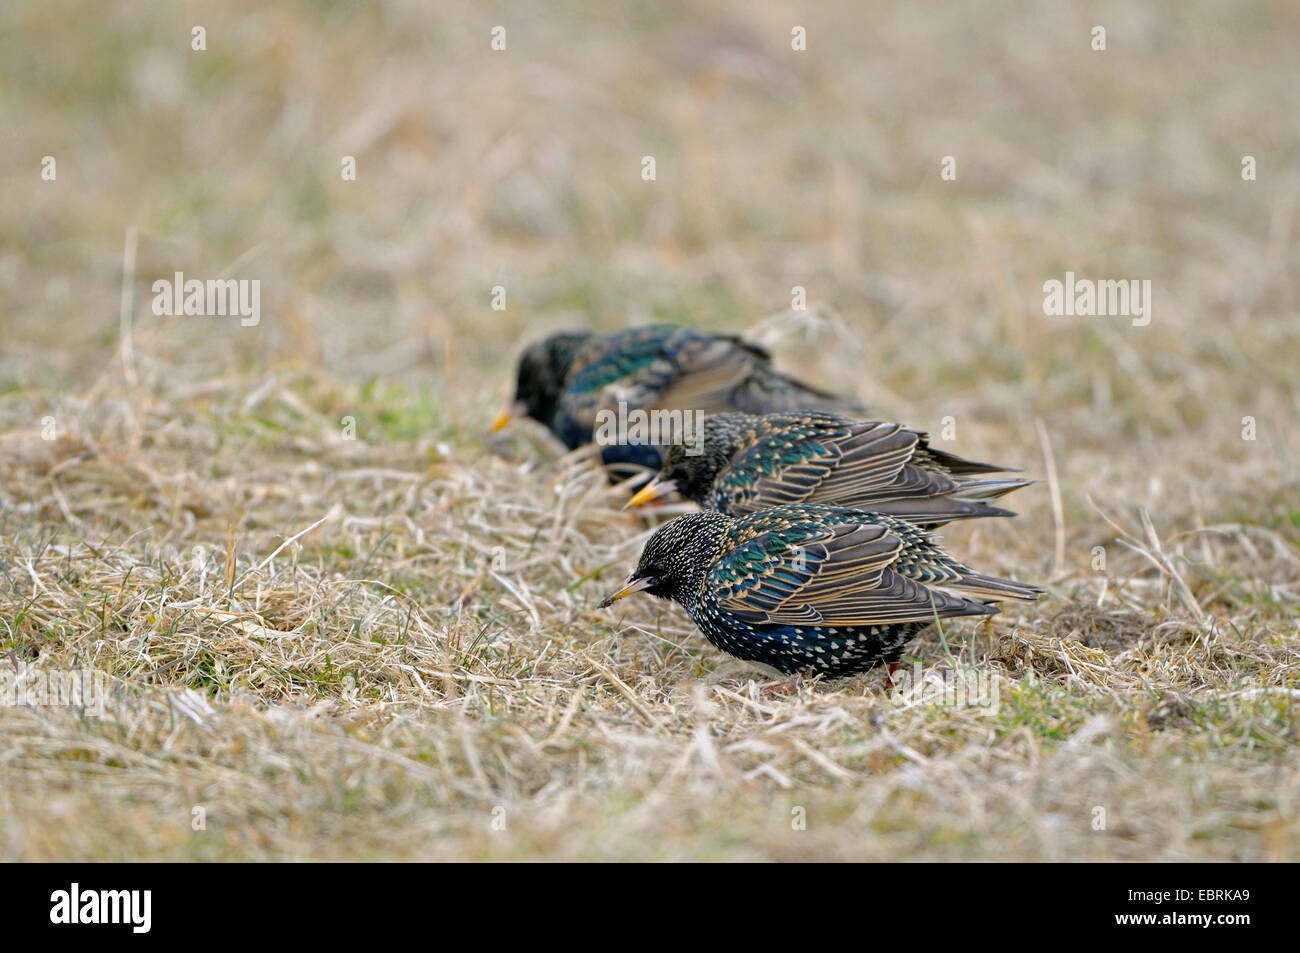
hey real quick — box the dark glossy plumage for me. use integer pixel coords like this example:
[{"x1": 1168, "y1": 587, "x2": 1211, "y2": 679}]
[
  {"x1": 497, "y1": 325, "x2": 865, "y2": 474},
  {"x1": 630, "y1": 411, "x2": 1030, "y2": 526},
  {"x1": 598, "y1": 504, "x2": 1041, "y2": 677}
]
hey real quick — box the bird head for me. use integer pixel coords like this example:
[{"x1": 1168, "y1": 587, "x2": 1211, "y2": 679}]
[
  {"x1": 490, "y1": 330, "x2": 592, "y2": 434},
  {"x1": 597, "y1": 512, "x2": 727, "y2": 609},
  {"x1": 623, "y1": 413, "x2": 754, "y2": 509}
]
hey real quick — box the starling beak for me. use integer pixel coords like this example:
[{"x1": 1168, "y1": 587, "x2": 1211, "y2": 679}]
[
  {"x1": 500, "y1": 325, "x2": 865, "y2": 473},
  {"x1": 622, "y1": 477, "x2": 677, "y2": 510},
  {"x1": 633, "y1": 411, "x2": 1031, "y2": 527},
  {"x1": 489, "y1": 401, "x2": 526, "y2": 434},
  {"x1": 597, "y1": 504, "x2": 1041, "y2": 678},
  {"x1": 596, "y1": 574, "x2": 656, "y2": 608}
]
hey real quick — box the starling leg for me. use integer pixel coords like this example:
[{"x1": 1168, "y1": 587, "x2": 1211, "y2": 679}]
[
  {"x1": 883, "y1": 660, "x2": 900, "y2": 689},
  {"x1": 760, "y1": 680, "x2": 798, "y2": 696}
]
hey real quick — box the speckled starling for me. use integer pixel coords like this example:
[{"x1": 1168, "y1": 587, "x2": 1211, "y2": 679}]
[
  {"x1": 624, "y1": 411, "x2": 1029, "y2": 526},
  {"x1": 597, "y1": 504, "x2": 1040, "y2": 678},
  {"x1": 490, "y1": 325, "x2": 864, "y2": 475}
]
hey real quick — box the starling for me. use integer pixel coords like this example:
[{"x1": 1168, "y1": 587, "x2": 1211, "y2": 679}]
[
  {"x1": 624, "y1": 411, "x2": 1030, "y2": 526},
  {"x1": 597, "y1": 504, "x2": 1040, "y2": 678},
  {"x1": 490, "y1": 325, "x2": 864, "y2": 475}
]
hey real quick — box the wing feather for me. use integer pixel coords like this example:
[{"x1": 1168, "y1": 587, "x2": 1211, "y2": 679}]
[
  {"x1": 708, "y1": 508, "x2": 994, "y2": 628},
  {"x1": 651, "y1": 333, "x2": 765, "y2": 415}
]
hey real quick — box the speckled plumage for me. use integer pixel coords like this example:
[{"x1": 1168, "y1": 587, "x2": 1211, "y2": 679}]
[
  {"x1": 644, "y1": 411, "x2": 1030, "y2": 526},
  {"x1": 598, "y1": 504, "x2": 1041, "y2": 677},
  {"x1": 505, "y1": 325, "x2": 865, "y2": 474}
]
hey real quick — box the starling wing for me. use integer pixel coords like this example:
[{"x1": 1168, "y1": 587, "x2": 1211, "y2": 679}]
[
  {"x1": 705, "y1": 506, "x2": 997, "y2": 628},
  {"x1": 715, "y1": 414, "x2": 1026, "y2": 523},
  {"x1": 559, "y1": 326, "x2": 864, "y2": 444}
]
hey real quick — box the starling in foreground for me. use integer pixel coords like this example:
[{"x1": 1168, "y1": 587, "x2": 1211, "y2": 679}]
[
  {"x1": 597, "y1": 504, "x2": 1040, "y2": 678},
  {"x1": 625, "y1": 411, "x2": 1030, "y2": 526},
  {"x1": 490, "y1": 325, "x2": 864, "y2": 474}
]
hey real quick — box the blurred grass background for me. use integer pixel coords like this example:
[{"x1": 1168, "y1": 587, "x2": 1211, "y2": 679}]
[{"x1": 4, "y1": 1, "x2": 1297, "y2": 438}]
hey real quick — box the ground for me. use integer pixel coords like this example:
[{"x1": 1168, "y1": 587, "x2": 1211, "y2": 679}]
[{"x1": 1, "y1": 0, "x2": 1297, "y2": 861}]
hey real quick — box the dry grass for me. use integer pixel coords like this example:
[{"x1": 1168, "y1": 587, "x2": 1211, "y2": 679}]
[{"x1": 1, "y1": 0, "x2": 1298, "y2": 861}]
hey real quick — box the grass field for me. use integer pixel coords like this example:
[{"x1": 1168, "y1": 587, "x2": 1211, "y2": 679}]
[{"x1": 1, "y1": 0, "x2": 1298, "y2": 861}]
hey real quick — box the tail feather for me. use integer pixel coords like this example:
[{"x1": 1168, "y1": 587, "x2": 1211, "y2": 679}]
[
  {"x1": 949, "y1": 570, "x2": 1042, "y2": 603},
  {"x1": 952, "y1": 477, "x2": 1034, "y2": 502},
  {"x1": 868, "y1": 497, "x2": 1017, "y2": 526},
  {"x1": 916, "y1": 445, "x2": 1019, "y2": 476}
]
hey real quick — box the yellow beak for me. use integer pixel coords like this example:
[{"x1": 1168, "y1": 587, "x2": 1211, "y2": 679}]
[
  {"x1": 623, "y1": 477, "x2": 678, "y2": 510},
  {"x1": 596, "y1": 575, "x2": 654, "y2": 609},
  {"x1": 489, "y1": 402, "x2": 526, "y2": 434}
]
